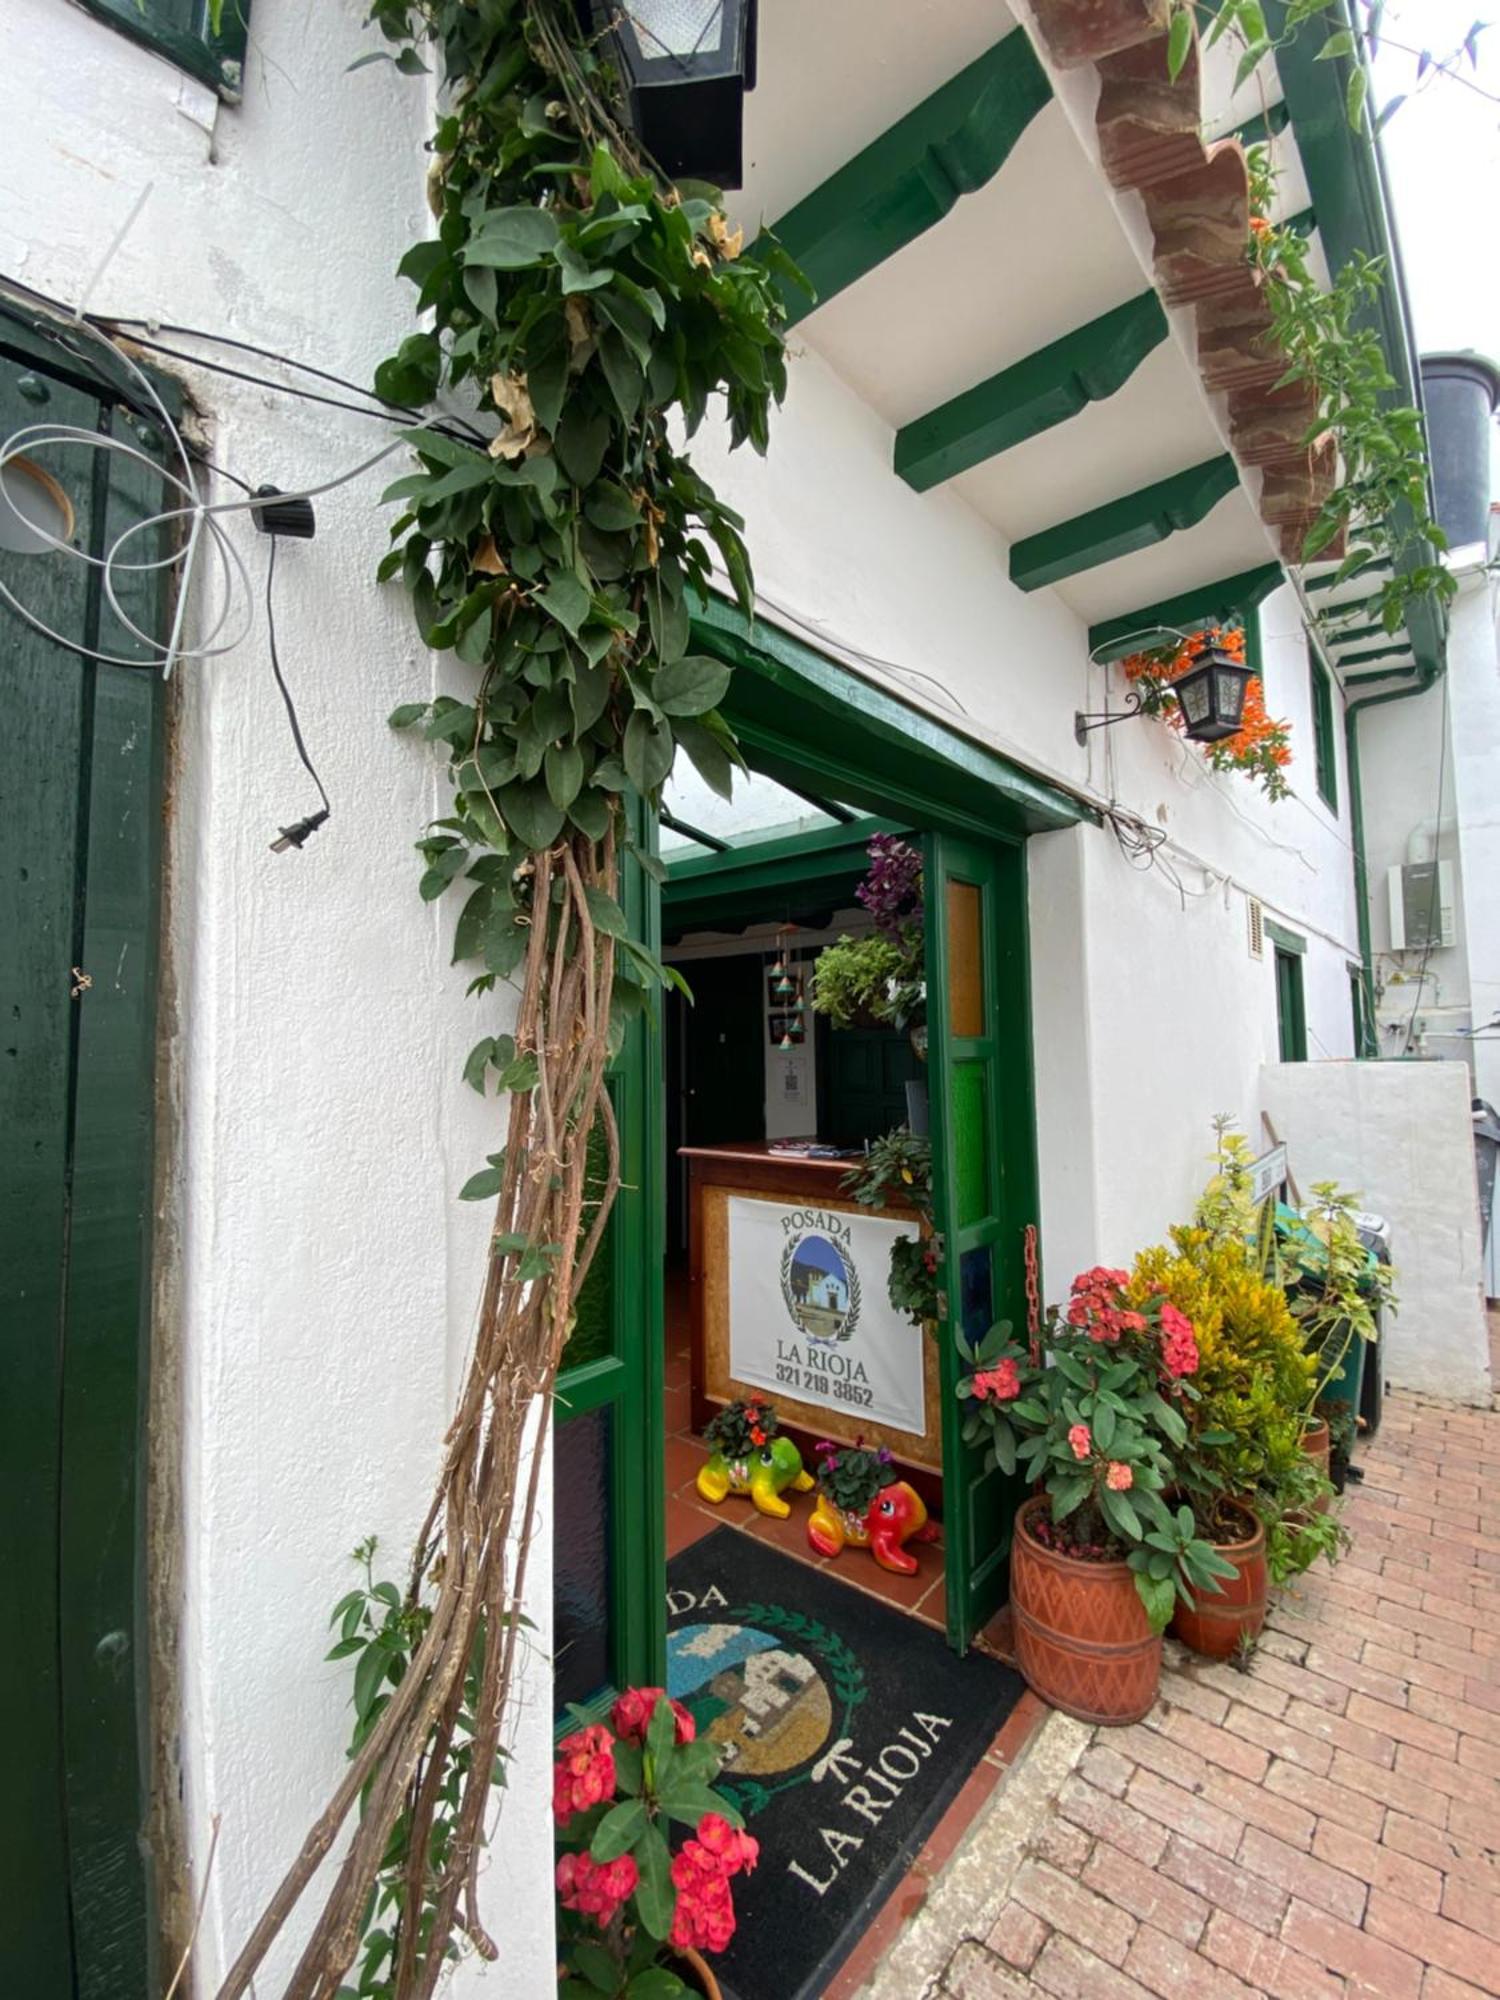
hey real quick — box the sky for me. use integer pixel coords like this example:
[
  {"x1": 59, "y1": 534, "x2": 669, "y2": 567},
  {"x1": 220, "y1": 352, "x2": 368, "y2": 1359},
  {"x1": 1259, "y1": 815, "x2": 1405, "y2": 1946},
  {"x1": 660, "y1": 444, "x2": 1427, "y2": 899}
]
[{"x1": 1370, "y1": 1, "x2": 1500, "y2": 359}]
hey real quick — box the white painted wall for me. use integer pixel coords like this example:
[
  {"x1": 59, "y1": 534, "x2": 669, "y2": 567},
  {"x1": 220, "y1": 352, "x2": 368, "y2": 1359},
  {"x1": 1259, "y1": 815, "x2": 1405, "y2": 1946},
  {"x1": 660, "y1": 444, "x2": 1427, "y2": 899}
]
[
  {"x1": 0, "y1": 0, "x2": 552, "y2": 1989},
  {"x1": 1261, "y1": 1061, "x2": 1493, "y2": 1405}
]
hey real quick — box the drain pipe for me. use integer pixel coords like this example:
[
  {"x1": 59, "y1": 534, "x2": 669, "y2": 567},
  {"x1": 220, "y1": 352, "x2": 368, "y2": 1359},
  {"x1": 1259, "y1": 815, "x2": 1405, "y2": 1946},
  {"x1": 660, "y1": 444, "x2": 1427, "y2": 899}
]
[{"x1": 1345, "y1": 673, "x2": 1438, "y2": 1056}]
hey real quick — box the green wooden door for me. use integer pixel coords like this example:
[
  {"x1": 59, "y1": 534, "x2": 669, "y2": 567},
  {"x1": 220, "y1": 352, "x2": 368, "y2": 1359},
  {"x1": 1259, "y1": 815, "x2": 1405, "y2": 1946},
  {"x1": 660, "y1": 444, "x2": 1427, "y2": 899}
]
[
  {"x1": 0, "y1": 332, "x2": 167, "y2": 1995},
  {"x1": 925, "y1": 832, "x2": 1039, "y2": 1651},
  {"x1": 552, "y1": 807, "x2": 666, "y2": 1715}
]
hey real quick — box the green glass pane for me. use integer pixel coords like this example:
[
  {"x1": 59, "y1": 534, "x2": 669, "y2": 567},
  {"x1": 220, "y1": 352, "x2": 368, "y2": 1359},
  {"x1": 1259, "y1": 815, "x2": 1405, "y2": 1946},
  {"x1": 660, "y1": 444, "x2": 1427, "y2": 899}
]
[
  {"x1": 559, "y1": 1107, "x2": 614, "y2": 1372},
  {"x1": 951, "y1": 1062, "x2": 989, "y2": 1229},
  {"x1": 553, "y1": 1408, "x2": 613, "y2": 1714}
]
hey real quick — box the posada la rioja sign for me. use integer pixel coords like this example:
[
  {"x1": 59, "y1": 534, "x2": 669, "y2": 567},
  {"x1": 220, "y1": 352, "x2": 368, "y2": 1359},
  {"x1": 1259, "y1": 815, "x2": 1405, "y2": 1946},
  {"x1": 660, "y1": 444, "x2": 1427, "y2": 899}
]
[{"x1": 726, "y1": 1197, "x2": 926, "y2": 1437}]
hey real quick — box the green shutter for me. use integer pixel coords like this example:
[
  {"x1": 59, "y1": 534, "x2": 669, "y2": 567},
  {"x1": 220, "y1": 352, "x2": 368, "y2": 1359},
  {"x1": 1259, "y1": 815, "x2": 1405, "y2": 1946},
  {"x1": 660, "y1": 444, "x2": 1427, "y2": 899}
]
[
  {"x1": 1308, "y1": 641, "x2": 1338, "y2": 811},
  {"x1": 76, "y1": 0, "x2": 248, "y2": 96}
]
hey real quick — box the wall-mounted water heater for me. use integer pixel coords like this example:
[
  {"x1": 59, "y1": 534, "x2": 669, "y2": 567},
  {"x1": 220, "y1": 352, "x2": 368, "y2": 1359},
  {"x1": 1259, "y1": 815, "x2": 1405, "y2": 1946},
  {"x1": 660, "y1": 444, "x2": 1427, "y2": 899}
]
[{"x1": 1387, "y1": 859, "x2": 1456, "y2": 952}]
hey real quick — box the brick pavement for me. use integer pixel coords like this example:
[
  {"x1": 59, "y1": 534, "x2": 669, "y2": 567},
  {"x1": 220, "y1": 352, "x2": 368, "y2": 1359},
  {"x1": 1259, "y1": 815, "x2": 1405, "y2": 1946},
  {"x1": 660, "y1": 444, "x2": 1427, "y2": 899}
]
[{"x1": 929, "y1": 1381, "x2": 1500, "y2": 2000}]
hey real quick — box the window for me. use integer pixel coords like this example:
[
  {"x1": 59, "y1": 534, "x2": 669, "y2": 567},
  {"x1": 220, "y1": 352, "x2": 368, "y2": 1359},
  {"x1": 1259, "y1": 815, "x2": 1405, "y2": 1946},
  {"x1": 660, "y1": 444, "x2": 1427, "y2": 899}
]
[
  {"x1": 1349, "y1": 963, "x2": 1369, "y2": 1058},
  {"x1": 1275, "y1": 947, "x2": 1307, "y2": 1062},
  {"x1": 1308, "y1": 640, "x2": 1338, "y2": 811},
  {"x1": 77, "y1": 0, "x2": 248, "y2": 97}
]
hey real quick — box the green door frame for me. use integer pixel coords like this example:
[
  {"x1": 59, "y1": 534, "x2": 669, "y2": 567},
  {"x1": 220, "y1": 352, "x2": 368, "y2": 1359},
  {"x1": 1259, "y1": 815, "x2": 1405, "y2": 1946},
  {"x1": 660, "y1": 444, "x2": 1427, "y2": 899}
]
[
  {"x1": 556, "y1": 596, "x2": 1086, "y2": 1700},
  {"x1": 1, "y1": 304, "x2": 172, "y2": 1997}
]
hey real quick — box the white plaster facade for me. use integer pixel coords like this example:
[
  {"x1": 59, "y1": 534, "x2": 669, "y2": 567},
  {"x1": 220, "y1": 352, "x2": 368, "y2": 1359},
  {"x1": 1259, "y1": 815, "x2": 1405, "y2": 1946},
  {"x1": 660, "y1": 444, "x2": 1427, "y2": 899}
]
[{"x1": 3, "y1": 0, "x2": 1493, "y2": 1992}]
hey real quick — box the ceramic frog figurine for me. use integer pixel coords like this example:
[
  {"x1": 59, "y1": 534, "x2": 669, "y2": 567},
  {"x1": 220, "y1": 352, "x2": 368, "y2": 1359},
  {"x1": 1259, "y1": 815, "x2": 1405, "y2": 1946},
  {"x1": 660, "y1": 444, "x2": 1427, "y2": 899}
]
[
  {"x1": 807, "y1": 1478, "x2": 935, "y2": 1574},
  {"x1": 696, "y1": 1435, "x2": 815, "y2": 1518}
]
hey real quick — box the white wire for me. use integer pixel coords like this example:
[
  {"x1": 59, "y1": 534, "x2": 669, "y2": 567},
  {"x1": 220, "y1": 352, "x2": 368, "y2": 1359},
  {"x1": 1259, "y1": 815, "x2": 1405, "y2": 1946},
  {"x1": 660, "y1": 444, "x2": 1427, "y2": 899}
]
[{"x1": 0, "y1": 309, "x2": 432, "y2": 677}]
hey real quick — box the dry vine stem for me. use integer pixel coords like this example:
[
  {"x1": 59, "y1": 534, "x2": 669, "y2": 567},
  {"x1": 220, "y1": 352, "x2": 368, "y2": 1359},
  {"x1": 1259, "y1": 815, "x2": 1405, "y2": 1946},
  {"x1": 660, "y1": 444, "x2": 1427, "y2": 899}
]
[{"x1": 216, "y1": 824, "x2": 620, "y2": 1999}]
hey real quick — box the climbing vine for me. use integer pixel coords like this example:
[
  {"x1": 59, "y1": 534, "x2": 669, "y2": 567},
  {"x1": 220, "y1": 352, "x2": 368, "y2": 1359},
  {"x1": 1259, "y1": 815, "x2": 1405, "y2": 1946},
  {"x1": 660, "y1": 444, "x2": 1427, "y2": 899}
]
[{"x1": 214, "y1": 5, "x2": 799, "y2": 1995}]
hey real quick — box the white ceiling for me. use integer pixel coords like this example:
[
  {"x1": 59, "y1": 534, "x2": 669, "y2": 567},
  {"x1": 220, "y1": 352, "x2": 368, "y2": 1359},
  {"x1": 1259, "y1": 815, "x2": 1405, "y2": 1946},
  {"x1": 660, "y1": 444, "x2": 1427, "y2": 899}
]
[
  {"x1": 731, "y1": 8, "x2": 1307, "y2": 636},
  {"x1": 730, "y1": 0, "x2": 1018, "y2": 236}
]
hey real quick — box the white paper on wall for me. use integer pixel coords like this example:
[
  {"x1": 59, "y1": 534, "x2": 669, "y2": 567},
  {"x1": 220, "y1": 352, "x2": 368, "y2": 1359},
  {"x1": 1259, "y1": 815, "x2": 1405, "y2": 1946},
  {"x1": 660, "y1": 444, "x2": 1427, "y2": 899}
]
[{"x1": 726, "y1": 1195, "x2": 926, "y2": 1436}]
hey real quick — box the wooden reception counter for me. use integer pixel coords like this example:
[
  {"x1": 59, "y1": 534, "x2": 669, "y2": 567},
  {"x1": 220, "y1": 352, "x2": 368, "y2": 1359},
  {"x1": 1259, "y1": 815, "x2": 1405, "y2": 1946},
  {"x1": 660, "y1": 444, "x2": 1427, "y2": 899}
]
[{"x1": 682, "y1": 1144, "x2": 941, "y2": 1475}]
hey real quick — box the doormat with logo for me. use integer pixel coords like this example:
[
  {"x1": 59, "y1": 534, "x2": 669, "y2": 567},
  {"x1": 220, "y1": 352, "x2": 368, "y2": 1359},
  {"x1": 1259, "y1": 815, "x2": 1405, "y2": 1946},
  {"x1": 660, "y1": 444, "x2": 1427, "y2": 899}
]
[{"x1": 666, "y1": 1526, "x2": 1026, "y2": 2000}]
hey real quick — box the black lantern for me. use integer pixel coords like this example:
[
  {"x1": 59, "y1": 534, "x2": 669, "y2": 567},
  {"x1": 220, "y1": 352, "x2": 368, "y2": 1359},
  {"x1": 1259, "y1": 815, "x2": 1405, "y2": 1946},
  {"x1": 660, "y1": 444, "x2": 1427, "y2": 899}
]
[
  {"x1": 585, "y1": 0, "x2": 757, "y2": 189},
  {"x1": 1170, "y1": 640, "x2": 1255, "y2": 744}
]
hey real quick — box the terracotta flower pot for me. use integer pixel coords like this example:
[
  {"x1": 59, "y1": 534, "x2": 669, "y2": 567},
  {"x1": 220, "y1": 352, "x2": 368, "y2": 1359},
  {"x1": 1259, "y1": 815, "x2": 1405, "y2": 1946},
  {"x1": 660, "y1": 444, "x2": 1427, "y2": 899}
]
[
  {"x1": 1009, "y1": 1494, "x2": 1162, "y2": 1725},
  {"x1": 1302, "y1": 1417, "x2": 1333, "y2": 1514},
  {"x1": 1170, "y1": 1499, "x2": 1268, "y2": 1659},
  {"x1": 673, "y1": 1947, "x2": 722, "y2": 1999}
]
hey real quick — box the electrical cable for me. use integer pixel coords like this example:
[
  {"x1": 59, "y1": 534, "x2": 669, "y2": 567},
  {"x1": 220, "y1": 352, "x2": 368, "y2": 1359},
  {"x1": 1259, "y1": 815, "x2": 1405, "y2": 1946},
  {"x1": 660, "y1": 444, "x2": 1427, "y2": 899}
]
[
  {"x1": 1400, "y1": 668, "x2": 1452, "y2": 1054},
  {"x1": 262, "y1": 534, "x2": 332, "y2": 852}
]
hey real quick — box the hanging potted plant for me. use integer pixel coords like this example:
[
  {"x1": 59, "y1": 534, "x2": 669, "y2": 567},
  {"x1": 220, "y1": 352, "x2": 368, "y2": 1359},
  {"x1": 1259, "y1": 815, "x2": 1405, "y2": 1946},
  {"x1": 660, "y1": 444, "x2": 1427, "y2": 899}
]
[
  {"x1": 811, "y1": 835, "x2": 927, "y2": 1053},
  {"x1": 958, "y1": 1269, "x2": 1234, "y2": 1723},
  {"x1": 842, "y1": 1127, "x2": 942, "y2": 1331},
  {"x1": 554, "y1": 1689, "x2": 758, "y2": 1999},
  {"x1": 806, "y1": 1438, "x2": 935, "y2": 1574}
]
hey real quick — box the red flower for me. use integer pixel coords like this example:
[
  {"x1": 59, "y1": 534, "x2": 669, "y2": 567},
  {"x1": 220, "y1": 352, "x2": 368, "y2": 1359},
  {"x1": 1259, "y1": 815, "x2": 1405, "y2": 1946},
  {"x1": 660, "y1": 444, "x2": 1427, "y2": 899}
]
[
  {"x1": 552, "y1": 1723, "x2": 617, "y2": 1825},
  {"x1": 609, "y1": 1685, "x2": 696, "y2": 1746},
  {"x1": 1159, "y1": 1302, "x2": 1200, "y2": 1379},
  {"x1": 556, "y1": 1849, "x2": 638, "y2": 1926},
  {"x1": 972, "y1": 1358, "x2": 1021, "y2": 1403},
  {"x1": 667, "y1": 1813, "x2": 758, "y2": 1955},
  {"x1": 1106, "y1": 1461, "x2": 1134, "y2": 1492},
  {"x1": 749, "y1": 1426, "x2": 766, "y2": 1446},
  {"x1": 1068, "y1": 1423, "x2": 1092, "y2": 1461}
]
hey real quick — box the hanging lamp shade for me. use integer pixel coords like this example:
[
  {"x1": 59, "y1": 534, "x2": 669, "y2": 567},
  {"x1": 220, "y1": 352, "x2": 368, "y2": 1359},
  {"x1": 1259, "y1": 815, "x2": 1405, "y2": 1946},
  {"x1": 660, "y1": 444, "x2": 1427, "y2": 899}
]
[
  {"x1": 584, "y1": 0, "x2": 757, "y2": 188},
  {"x1": 1173, "y1": 641, "x2": 1255, "y2": 745}
]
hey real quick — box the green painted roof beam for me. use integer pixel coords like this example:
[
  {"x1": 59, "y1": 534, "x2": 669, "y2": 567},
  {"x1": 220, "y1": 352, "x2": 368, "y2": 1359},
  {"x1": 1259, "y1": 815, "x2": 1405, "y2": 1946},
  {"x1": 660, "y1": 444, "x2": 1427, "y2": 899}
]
[
  {"x1": 894, "y1": 291, "x2": 1169, "y2": 493},
  {"x1": 1336, "y1": 643, "x2": 1414, "y2": 669},
  {"x1": 660, "y1": 810, "x2": 730, "y2": 853},
  {"x1": 1304, "y1": 559, "x2": 1391, "y2": 594},
  {"x1": 1088, "y1": 560, "x2": 1284, "y2": 661},
  {"x1": 1324, "y1": 620, "x2": 1389, "y2": 647},
  {"x1": 1343, "y1": 665, "x2": 1419, "y2": 687},
  {"x1": 770, "y1": 28, "x2": 1052, "y2": 326},
  {"x1": 1010, "y1": 455, "x2": 1240, "y2": 593}
]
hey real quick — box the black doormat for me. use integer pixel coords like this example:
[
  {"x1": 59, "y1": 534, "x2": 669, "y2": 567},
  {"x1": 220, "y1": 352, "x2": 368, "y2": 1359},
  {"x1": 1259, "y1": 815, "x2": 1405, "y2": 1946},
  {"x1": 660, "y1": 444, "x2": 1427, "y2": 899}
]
[{"x1": 666, "y1": 1527, "x2": 1026, "y2": 2000}]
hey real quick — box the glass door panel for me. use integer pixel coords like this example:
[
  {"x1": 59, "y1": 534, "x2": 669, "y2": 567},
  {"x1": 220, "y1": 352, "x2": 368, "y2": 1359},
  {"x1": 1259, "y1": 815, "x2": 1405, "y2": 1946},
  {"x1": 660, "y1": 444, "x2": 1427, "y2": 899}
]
[{"x1": 925, "y1": 833, "x2": 1038, "y2": 1650}]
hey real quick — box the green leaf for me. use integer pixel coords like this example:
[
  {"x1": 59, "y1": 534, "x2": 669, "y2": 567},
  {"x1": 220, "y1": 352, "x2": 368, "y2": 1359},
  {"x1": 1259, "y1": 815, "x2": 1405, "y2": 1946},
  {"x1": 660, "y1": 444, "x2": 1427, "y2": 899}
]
[
  {"x1": 1346, "y1": 65, "x2": 1369, "y2": 129},
  {"x1": 569, "y1": 1939, "x2": 621, "y2": 1994},
  {"x1": 374, "y1": 333, "x2": 441, "y2": 408},
  {"x1": 627, "y1": 1973, "x2": 686, "y2": 1999},
  {"x1": 462, "y1": 1036, "x2": 497, "y2": 1093},
  {"x1": 555, "y1": 403, "x2": 611, "y2": 487},
  {"x1": 537, "y1": 572, "x2": 591, "y2": 639},
  {"x1": 463, "y1": 206, "x2": 562, "y2": 269},
  {"x1": 388, "y1": 702, "x2": 429, "y2": 730},
  {"x1": 583, "y1": 886, "x2": 629, "y2": 938},
  {"x1": 586, "y1": 482, "x2": 642, "y2": 533},
  {"x1": 499, "y1": 777, "x2": 565, "y2": 849},
  {"x1": 459, "y1": 1164, "x2": 504, "y2": 1201},
  {"x1": 1167, "y1": 7, "x2": 1193, "y2": 80},
  {"x1": 645, "y1": 1693, "x2": 678, "y2": 1767},
  {"x1": 673, "y1": 718, "x2": 735, "y2": 801},
  {"x1": 1316, "y1": 27, "x2": 1356, "y2": 60},
  {"x1": 1134, "y1": 1570, "x2": 1177, "y2": 1635},
  {"x1": 657, "y1": 1781, "x2": 741, "y2": 1830},
  {"x1": 623, "y1": 711, "x2": 674, "y2": 793},
  {"x1": 653, "y1": 653, "x2": 732, "y2": 718},
  {"x1": 590, "y1": 1797, "x2": 648, "y2": 1862},
  {"x1": 633, "y1": 1824, "x2": 673, "y2": 1939},
  {"x1": 545, "y1": 742, "x2": 585, "y2": 810},
  {"x1": 569, "y1": 789, "x2": 613, "y2": 839},
  {"x1": 1101, "y1": 1487, "x2": 1143, "y2": 1543}
]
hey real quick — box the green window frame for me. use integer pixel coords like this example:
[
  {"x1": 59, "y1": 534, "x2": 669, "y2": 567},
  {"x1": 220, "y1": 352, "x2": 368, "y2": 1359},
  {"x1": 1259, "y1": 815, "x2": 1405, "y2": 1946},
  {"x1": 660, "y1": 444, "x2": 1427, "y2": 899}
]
[
  {"x1": 77, "y1": 0, "x2": 249, "y2": 97},
  {"x1": 1274, "y1": 944, "x2": 1308, "y2": 1063},
  {"x1": 1308, "y1": 639, "x2": 1338, "y2": 811}
]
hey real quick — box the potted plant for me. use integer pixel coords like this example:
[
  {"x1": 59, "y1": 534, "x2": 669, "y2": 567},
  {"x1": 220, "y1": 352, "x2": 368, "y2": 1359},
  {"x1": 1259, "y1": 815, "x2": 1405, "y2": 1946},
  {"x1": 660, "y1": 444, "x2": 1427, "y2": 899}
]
[
  {"x1": 812, "y1": 835, "x2": 926, "y2": 1048},
  {"x1": 1274, "y1": 1181, "x2": 1396, "y2": 1470},
  {"x1": 554, "y1": 1689, "x2": 758, "y2": 1999},
  {"x1": 958, "y1": 1269, "x2": 1234, "y2": 1723},
  {"x1": 806, "y1": 1438, "x2": 935, "y2": 1574},
  {"x1": 842, "y1": 1127, "x2": 942, "y2": 1329},
  {"x1": 697, "y1": 1398, "x2": 814, "y2": 1518}
]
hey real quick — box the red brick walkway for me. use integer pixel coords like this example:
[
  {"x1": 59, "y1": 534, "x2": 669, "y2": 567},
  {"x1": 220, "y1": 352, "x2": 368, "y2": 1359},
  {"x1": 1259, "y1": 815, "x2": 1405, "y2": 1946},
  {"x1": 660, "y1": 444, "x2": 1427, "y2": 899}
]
[{"x1": 935, "y1": 1386, "x2": 1500, "y2": 2000}]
